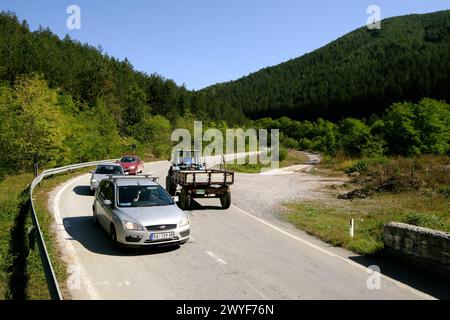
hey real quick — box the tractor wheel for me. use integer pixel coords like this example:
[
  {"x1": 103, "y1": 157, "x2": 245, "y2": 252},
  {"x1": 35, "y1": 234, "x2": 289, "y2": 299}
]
[
  {"x1": 165, "y1": 176, "x2": 176, "y2": 196},
  {"x1": 220, "y1": 190, "x2": 231, "y2": 209},
  {"x1": 178, "y1": 188, "x2": 191, "y2": 210}
]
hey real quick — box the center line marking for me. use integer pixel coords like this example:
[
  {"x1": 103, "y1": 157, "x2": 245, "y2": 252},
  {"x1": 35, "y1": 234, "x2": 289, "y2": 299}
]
[{"x1": 205, "y1": 251, "x2": 227, "y2": 265}]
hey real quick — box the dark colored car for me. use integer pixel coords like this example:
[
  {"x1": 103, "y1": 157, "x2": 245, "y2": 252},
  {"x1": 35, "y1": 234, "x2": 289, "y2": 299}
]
[{"x1": 118, "y1": 155, "x2": 144, "y2": 175}]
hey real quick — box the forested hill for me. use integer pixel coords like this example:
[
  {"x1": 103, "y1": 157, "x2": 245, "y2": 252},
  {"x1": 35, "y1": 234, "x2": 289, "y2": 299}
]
[
  {"x1": 201, "y1": 10, "x2": 450, "y2": 121},
  {"x1": 1, "y1": 11, "x2": 249, "y2": 176},
  {"x1": 0, "y1": 12, "x2": 246, "y2": 125}
]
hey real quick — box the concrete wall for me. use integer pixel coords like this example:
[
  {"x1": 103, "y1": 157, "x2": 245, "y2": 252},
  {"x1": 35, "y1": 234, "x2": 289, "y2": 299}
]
[{"x1": 384, "y1": 222, "x2": 450, "y2": 277}]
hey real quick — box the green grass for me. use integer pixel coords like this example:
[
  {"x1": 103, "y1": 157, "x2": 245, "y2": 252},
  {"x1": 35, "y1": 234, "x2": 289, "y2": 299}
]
[
  {"x1": 225, "y1": 160, "x2": 267, "y2": 173},
  {"x1": 284, "y1": 190, "x2": 450, "y2": 256},
  {"x1": 285, "y1": 202, "x2": 395, "y2": 255},
  {"x1": 0, "y1": 174, "x2": 33, "y2": 299}
]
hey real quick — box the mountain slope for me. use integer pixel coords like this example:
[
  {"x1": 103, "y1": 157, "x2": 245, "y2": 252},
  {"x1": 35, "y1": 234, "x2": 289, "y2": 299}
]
[
  {"x1": 0, "y1": 12, "x2": 246, "y2": 125},
  {"x1": 202, "y1": 10, "x2": 450, "y2": 121}
]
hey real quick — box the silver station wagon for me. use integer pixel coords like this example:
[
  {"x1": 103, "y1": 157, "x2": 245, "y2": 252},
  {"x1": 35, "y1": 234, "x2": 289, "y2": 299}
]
[
  {"x1": 90, "y1": 163, "x2": 124, "y2": 192},
  {"x1": 92, "y1": 175, "x2": 190, "y2": 249}
]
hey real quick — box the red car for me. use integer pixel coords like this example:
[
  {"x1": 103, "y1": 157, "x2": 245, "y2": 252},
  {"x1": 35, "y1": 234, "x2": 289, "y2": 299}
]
[{"x1": 118, "y1": 155, "x2": 144, "y2": 175}]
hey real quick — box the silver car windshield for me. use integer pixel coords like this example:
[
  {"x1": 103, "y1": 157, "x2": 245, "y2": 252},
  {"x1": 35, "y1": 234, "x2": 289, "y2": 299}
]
[
  {"x1": 95, "y1": 165, "x2": 123, "y2": 175},
  {"x1": 118, "y1": 185, "x2": 174, "y2": 208}
]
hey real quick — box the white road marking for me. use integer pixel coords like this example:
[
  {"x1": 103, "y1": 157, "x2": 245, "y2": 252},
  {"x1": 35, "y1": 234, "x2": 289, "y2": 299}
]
[
  {"x1": 246, "y1": 281, "x2": 269, "y2": 300},
  {"x1": 205, "y1": 250, "x2": 228, "y2": 265},
  {"x1": 53, "y1": 174, "x2": 101, "y2": 300},
  {"x1": 117, "y1": 281, "x2": 131, "y2": 287},
  {"x1": 231, "y1": 205, "x2": 435, "y2": 300}
]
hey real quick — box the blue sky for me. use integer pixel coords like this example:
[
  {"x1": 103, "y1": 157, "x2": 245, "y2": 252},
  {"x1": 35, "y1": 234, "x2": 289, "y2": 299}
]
[{"x1": 1, "y1": 0, "x2": 449, "y2": 90}]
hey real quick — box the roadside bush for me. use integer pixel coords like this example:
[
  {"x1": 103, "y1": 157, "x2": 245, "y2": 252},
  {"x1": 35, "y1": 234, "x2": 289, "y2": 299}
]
[
  {"x1": 345, "y1": 160, "x2": 369, "y2": 174},
  {"x1": 298, "y1": 138, "x2": 313, "y2": 150},
  {"x1": 281, "y1": 136, "x2": 299, "y2": 149},
  {"x1": 279, "y1": 148, "x2": 288, "y2": 162},
  {"x1": 344, "y1": 157, "x2": 388, "y2": 174},
  {"x1": 338, "y1": 118, "x2": 384, "y2": 157},
  {"x1": 404, "y1": 211, "x2": 445, "y2": 229},
  {"x1": 383, "y1": 99, "x2": 450, "y2": 156},
  {"x1": 438, "y1": 185, "x2": 450, "y2": 197}
]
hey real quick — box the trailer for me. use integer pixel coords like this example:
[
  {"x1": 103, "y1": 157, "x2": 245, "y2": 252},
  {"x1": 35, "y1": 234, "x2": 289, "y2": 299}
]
[{"x1": 165, "y1": 150, "x2": 234, "y2": 210}]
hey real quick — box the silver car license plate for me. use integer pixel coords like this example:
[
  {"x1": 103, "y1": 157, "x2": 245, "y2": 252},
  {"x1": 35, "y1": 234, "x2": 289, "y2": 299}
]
[{"x1": 151, "y1": 232, "x2": 175, "y2": 241}]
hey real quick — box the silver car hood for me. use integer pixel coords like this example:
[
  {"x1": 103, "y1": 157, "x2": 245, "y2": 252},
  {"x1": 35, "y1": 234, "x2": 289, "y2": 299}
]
[
  {"x1": 91, "y1": 173, "x2": 110, "y2": 182},
  {"x1": 115, "y1": 204, "x2": 184, "y2": 227}
]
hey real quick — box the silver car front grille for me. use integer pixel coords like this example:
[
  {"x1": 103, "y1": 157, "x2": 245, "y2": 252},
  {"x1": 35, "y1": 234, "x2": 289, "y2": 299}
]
[{"x1": 145, "y1": 224, "x2": 177, "y2": 231}]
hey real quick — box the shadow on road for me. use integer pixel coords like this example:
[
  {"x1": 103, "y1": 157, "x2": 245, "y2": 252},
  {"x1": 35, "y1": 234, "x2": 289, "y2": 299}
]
[
  {"x1": 73, "y1": 186, "x2": 93, "y2": 196},
  {"x1": 348, "y1": 255, "x2": 450, "y2": 299},
  {"x1": 184, "y1": 199, "x2": 225, "y2": 211},
  {"x1": 63, "y1": 216, "x2": 180, "y2": 257}
]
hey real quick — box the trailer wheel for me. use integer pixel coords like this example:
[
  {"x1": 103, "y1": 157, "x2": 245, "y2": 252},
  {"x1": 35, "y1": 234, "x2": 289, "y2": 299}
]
[
  {"x1": 179, "y1": 188, "x2": 191, "y2": 210},
  {"x1": 165, "y1": 176, "x2": 176, "y2": 196},
  {"x1": 220, "y1": 190, "x2": 231, "y2": 209}
]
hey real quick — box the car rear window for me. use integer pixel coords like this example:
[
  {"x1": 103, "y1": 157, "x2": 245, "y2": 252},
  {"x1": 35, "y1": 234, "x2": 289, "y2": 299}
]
[
  {"x1": 118, "y1": 185, "x2": 174, "y2": 207},
  {"x1": 95, "y1": 165, "x2": 123, "y2": 175},
  {"x1": 121, "y1": 157, "x2": 137, "y2": 163}
]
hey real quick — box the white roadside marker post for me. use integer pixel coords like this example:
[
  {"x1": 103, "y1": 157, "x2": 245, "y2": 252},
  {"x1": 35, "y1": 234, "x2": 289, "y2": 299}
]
[{"x1": 349, "y1": 218, "x2": 354, "y2": 239}]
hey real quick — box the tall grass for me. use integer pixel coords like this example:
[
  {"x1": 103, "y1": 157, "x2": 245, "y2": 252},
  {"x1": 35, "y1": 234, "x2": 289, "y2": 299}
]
[
  {"x1": 0, "y1": 171, "x2": 82, "y2": 300},
  {"x1": 0, "y1": 174, "x2": 33, "y2": 299}
]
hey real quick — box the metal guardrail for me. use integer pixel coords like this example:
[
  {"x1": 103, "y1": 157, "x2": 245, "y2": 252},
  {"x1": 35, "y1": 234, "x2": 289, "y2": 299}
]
[{"x1": 29, "y1": 159, "x2": 119, "y2": 300}]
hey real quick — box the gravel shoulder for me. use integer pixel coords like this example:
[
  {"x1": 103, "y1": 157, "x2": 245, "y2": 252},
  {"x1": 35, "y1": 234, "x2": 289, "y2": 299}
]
[{"x1": 231, "y1": 152, "x2": 347, "y2": 223}]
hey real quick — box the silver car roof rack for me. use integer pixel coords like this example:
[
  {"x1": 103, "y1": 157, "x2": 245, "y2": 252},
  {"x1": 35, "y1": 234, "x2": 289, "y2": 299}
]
[{"x1": 107, "y1": 175, "x2": 159, "y2": 182}]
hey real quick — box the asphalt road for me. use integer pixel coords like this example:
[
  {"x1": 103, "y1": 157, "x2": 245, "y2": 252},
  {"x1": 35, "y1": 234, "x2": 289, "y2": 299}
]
[{"x1": 50, "y1": 159, "x2": 449, "y2": 300}]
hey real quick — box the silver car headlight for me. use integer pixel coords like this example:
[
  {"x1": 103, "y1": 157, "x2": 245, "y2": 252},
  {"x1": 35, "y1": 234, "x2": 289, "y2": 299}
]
[
  {"x1": 179, "y1": 215, "x2": 190, "y2": 227},
  {"x1": 91, "y1": 178, "x2": 97, "y2": 184},
  {"x1": 123, "y1": 220, "x2": 144, "y2": 231}
]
